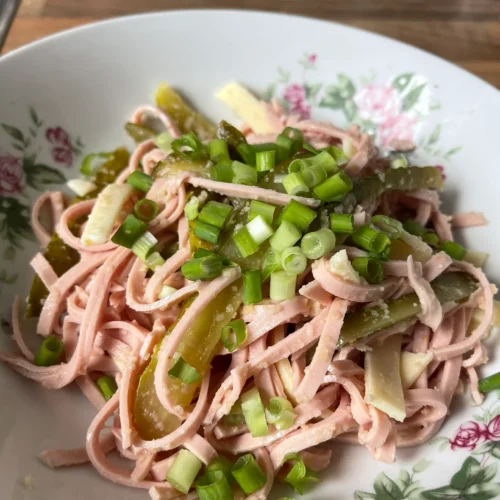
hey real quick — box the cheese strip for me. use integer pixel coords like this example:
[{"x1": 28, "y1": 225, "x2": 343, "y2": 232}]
[
  {"x1": 365, "y1": 335, "x2": 406, "y2": 422},
  {"x1": 400, "y1": 351, "x2": 433, "y2": 389},
  {"x1": 216, "y1": 82, "x2": 274, "y2": 134}
]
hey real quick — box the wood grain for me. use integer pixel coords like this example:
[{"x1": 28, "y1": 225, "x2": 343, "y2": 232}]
[{"x1": 3, "y1": 1, "x2": 500, "y2": 89}]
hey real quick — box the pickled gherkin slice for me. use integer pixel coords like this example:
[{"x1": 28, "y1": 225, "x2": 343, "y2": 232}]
[
  {"x1": 133, "y1": 281, "x2": 243, "y2": 440},
  {"x1": 155, "y1": 83, "x2": 215, "y2": 140},
  {"x1": 339, "y1": 271, "x2": 477, "y2": 346}
]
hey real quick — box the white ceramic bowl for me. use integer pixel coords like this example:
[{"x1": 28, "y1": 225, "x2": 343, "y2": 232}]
[{"x1": 1, "y1": 10, "x2": 499, "y2": 500}]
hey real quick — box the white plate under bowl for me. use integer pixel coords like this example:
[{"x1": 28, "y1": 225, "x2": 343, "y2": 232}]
[{"x1": 0, "y1": 10, "x2": 499, "y2": 500}]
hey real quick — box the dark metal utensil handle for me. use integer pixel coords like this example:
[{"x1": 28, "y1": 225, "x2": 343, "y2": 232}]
[{"x1": 0, "y1": 0, "x2": 21, "y2": 53}]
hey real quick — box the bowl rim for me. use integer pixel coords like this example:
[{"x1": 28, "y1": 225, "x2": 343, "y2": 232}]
[{"x1": 1, "y1": 8, "x2": 498, "y2": 96}]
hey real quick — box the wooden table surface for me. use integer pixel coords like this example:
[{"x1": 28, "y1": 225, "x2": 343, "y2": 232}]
[{"x1": 3, "y1": 0, "x2": 500, "y2": 88}]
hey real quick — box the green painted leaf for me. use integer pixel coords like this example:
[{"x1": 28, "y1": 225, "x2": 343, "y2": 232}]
[
  {"x1": 451, "y1": 457, "x2": 484, "y2": 490},
  {"x1": 473, "y1": 413, "x2": 485, "y2": 423},
  {"x1": 11, "y1": 143, "x2": 24, "y2": 152},
  {"x1": 354, "y1": 492, "x2": 377, "y2": 500},
  {"x1": 462, "y1": 482, "x2": 500, "y2": 500},
  {"x1": 428, "y1": 124, "x2": 441, "y2": 145},
  {"x1": 429, "y1": 437, "x2": 449, "y2": 447},
  {"x1": 407, "y1": 487, "x2": 426, "y2": 500},
  {"x1": 482, "y1": 463, "x2": 497, "y2": 483},
  {"x1": 398, "y1": 469, "x2": 411, "y2": 488},
  {"x1": 422, "y1": 486, "x2": 462, "y2": 499},
  {"x1": 413, "y1": 458, "x2": 432, "y2": 473},
  {"x1": 23, "y1": 163, "x2": 66, "y2": 189},
  {"x1": 344, "y1": 100, "x2": 357, "y2": 122},
  {"x1": 29, "y1": 106, "x2": 42, "y2": 127},
  {"x1": 444, "y1": 146, "x2": 462, "y2": 158},
  {"x1": 491, "y1": 443, "x2": 500, "y2": 459},
  {"x1": 472, "y1": 442, "x2": 496, "y2": 456},
  {"x1": 392, "y1": 73, "x2": 414, "y2": 93},
  {"x1": 262, "y1": 83, "x2": 276, "y2": 101},
  {"x1": 277, "y1": 67, "x2": 290, "y2": 84},
  {"x1": 402, "y1": 83, "x2": 426, "y2": 111},
  {"x1": 1, "y1": 124, "x2": 25, "y2": 143},
  {"x1": 337, "y1": 74, "x2": 356, "y2": 99},
  {"x1": 0, "y1": 269, "x2": 18, "y2": 285},
  {"x1": 319, "y1": 86, "x2": 345, "y2": 109},
  {"x1": 439, "y1": 440, "x2": 450, "y2": 452},
  {"x1": 304, "y1": 83, "x2": 322, "y2": 100},
  {"x1": 403, "y1": 481, "x2": 422, "y2": 497},
  {"x1": 4, "y1": 246, "x2": 15, "y2": 260},
  {"x1": 0, "y1": 197, "x2": 33, "y2": 248},
  {"x1": 373, "y1": 472, "x2": 404, "y2": 500}
]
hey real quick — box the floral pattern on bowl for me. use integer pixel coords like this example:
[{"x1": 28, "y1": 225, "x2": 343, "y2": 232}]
[
  {"x1": 0, "y1": 107, "x2": 83, "y2": 283},
  {"x1": 264, "y1": 53, "x2": 462, "y2": 158}
]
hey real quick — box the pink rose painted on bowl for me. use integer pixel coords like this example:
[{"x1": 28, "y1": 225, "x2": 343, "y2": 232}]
[
  {"x1": 0, "y1": 154, "x2": 24, "y2": 196},
  {"x1": 487, "y1": 415, "x2": 500, "y2": 440},
  {"x1": 376, "y1": 113, "x2": 417, "y2": 150},
  {"x1": 46, "y1": 127, "x2": 73, "y2": 167},
  {"x1": 307, "y1": 54, "x2": 317, "y2": 64},
  {"x1": 354, "y1": 83, "x2": 402, "y2": 124},
  {"x1": 283, "y1": 84, "x2": 311, "y2": 119},
  {"x1": 450, "y1": 421, "x2": 489, "y2": 451}
]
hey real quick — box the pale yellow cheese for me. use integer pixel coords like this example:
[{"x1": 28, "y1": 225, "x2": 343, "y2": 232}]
[
  {"x1": 216, "y1": 82, "x2": 274, "y2": 134},
  {"x1": 400, "y1": 351, "x2": 433, "y2": 389},
  {"x1": 365, "y1": 335, "x2": 406, "y2": 422},
  {"x1": 329, "y1": 250, "x2": 363, "y2": 284}
]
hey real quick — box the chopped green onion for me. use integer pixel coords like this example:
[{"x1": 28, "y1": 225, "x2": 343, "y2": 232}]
[
  {"x1": 221, "y1": 319, "x2": 247, "y2": 352},
  {"x1": 479, "y1": 372, "x2": 500, "y2": 393},
  {"x1": 241, "y1": 387, "x2": 269, "y2": 437},
  {"x1": 231, "y1": 454, "x2": 267, "y2": 495},
  {"x1": 132, "y1": 231, "x2": 157, "y2": 260},
  {"x1": 155, "y1": 132, "x2": 174, "y2": 152},
  {"x1": 403, "y1": 219, "x2": 426, "y2": 237},
  {"x1": 323, "y1": 145, "x2": 348, "y2": 166},
  {"x1": 146, "y1": 251, "x2": 165, "y2": 271},
  {"x1": 193, "y1": 248, "x2": 231, "y2": 266},
  {"x1": 209, "y1": 139, "x2": 230, "y2": 163},
  {"x1": 352, "y1": 257, "x2": 384, "y2": 284},
  {"x1": 302, "y1": 164, "x2": 328, "y2": 188},
  {"x1": 303, "y1": 143, "x2": 319, "y2": 154},
  {"x1": 210, "y1": 162, "x2": 233, "y2": 183},
  {"x1": 289, "y1": 151, "x2": 338, "y2": 176},
  {"x1": 351, "y1": 225, "x2": 391, "y2": 254},
  {"x1": 283, "y1": 454, "x2": 319, "y2": 494},
  {"x1": 249, "y1": 200, "x2": 275, "y2": 225},
  {"x1": 133, "y1": 199, "x2": 159, "y2": 222},
  {"x1": 196, "y1": 470, "x2": 233, "y2": 500},
  {"x1": 253, "y1": 143, "x2": 277, "y2": 153},
  {"x1": 127, "y1": 171, "x2": 154, "y2": 193},
  {"x1": 330, "y1": 213, "x2": 354, "y2": 234},
  {"x1": 281, "y1": 247, "x2": 307, "y2": 275},
  {"x1": 223, "y1": 402, "x2": 245, "y2": 426},
  {"x1": 166, "y1": 449, "x2": 203, "y2": 494},
  {"x1": 265, "y1": 397, "x2": 296, "y2": 430},
  {"x1": 423, "y1": 231, "x2": 440, "y2": 247},
  {"x1": 233, "y1": 226, "x2": 260, "y2": 258},
  {"x1": 181, "y1": 256, "x2": 223, "y2": 281},
  {"x1": 277, "y1": 199, "x2": 317, "y2": 232},
  {"x1": 441, "y1": 240, "x2": 467, "y2": 261},
  {"x1": 261, "y1": 248, "x2": 283, "y2": 281},
  {"x1": 232, "y1": 161, "x2": 257, "y2": 185},
  {"x1": 270, "y1": 220, "x2": 302, "y2": 252},
  {"x1": 390, "y1": 155, "x2": 408, "y2": 169},
  {"x1": 256, "y1": 150, "x2": 275, "y2": 172},
  {"x1": 96, "y1": 375, "x2": 117, "y2": 401},
  {"x1": 301, "y1": 228, "x2": 336, "y2": 260},
  {"x1": 194, "y1": 220, "x2": 222, "y2": 244},
  {"x1": 34, "y1": 336, "x2": 64, "y2": 367},
  {"x1": 246, "y1": 215, "x2": 274, "y2": 245},
  {"x1": 243, "y1": 270, "x2": 263, "y2": 305},
  {"x1": 313, "y1": 172, "x2": 353, "y2": 202},
  {"x1": 283, "y1": 172, "x2": 309, "y2": 195},
  {"x1": 199, "y1": 201, "x2": 233, "y2": 229},
  {"x1": 270, "y1": 271, "x2": 297, "y2": 300},
  {"x1": 168, "y1": 356, "x2": 201, "y2": 384},
  {"x1": 80, "y1": 152, "x2": 114, "y2": 176},
  {"x1": 111, "y1": 214, "x2": 148, "y2": 248},
  {"x1": 206, "y1": 457, "x2": 235, "y2": 486},
  {"x1": 184, "y1": 196, "x2": 201, "y2": 221},
  {"x1": 171, "y1": 132, "x2": 206, "y2": 161},
  {"x1": 158, "y1": 285, "x2": 177, "y2": 300},
  {"x1": 276, "y1": 127, "x2": 303, "y2": 162},
  {"x1": 237, "y1": 143, "x2": 256, "y2": 166},
  {"x1": 371, "y1": 215, "x2": 403, "y2": 240}
]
